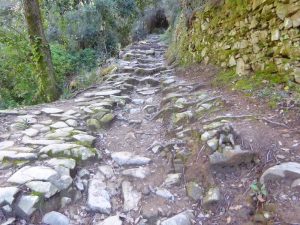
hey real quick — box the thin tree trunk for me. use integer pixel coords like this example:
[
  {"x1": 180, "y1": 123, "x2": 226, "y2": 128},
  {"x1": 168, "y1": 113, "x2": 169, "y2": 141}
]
[{"x1": 23, "y1": 0, "x2": 60, "y2": 102}]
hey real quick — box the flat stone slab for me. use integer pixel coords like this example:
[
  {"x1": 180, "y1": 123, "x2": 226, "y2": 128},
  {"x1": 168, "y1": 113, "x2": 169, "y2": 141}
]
[
  {"x1": 46, "y1": 158, "x2": 76, "y2": 169},
  {"x1": 84, "y1": 90, "x2": 121, "y2": 98},
  {"x1": 122, "y1": 167, "x2": 150, "y2": 179},
  {"x1": 96, "y1": 215, "x2": 123, "y2": 225},
  {"x1": 260, "y1": 162, "x2": 300, "y2": 185},
  {"x1": 15, "y1": 195, "x2": 39, "y2": 218},
  {"x1": 122, "y1": 181, "x2": 141, "y2": 212},
  {"x1": 161, "y1": 210, "x2": 194, "y2": 225},
  {"x1": 42, "y1": 108, "x2": 64, "y2": 114},
  {"x1": 40, "y1": 143, "x2": 80, "y2": 154},
  {"x1": 22, "y1": 137, "x2": 63, "y2": 145},
  {"x1": 0, "y1": 141, "x2": 14, "y2": 150},
  {"x1": 73, "y1": 134, "x2": 96, "y2": 146},
  {"x1": 50, "y1": 122, "x2": 69, "y2": 129},
  {"x1": 42, "y1": 211, "x2": 70, "y2": 225},
  {"x1": 0, "y1": 186, "x2": 19, "y2": 205},
  {"x1": 8, "y1": 166, "x2": 59, "y2": 185},
  {"x1": 0, "y1": 151, "x2": 37, "y2": 161},
  {"x1": 26, "y1": 181, "x2": 58, "y2": 198},
  {"x1": 209, "y1": 146, "x2": 256, "y2": 167},
  {"x1": 111, "y1": 152, "x2": 151, "y2": 166},
  {"x1": 87, "y1": 173, "x2": 111, "y2": 214}
]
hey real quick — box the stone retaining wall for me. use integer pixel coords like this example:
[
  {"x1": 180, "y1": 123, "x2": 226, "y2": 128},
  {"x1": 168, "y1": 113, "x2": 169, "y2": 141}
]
[{"x1": 169, "y1": 0, "x2": 300, "y2": 83}]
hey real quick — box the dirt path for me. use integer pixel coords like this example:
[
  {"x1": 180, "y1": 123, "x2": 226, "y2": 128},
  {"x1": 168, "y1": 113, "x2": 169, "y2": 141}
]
[{"x1": 1, "y1": 35, "x2": 300, "y2": 225}]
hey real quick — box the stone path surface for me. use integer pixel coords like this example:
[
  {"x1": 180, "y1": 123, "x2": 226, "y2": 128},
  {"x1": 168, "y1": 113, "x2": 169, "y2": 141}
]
[{"x1": 1, "y1": 35, "x2": 300, "y2": 225}]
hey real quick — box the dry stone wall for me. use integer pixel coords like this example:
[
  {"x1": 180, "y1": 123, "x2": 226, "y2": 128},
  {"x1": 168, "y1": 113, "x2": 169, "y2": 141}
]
[{"x1": 170, "y1": 0, "x2": 300, "y2": 83}]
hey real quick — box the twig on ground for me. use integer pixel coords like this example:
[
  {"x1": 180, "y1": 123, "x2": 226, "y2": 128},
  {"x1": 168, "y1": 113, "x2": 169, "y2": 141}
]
[
  {"x1": 202, "y1": 114, "x2": 258, "y2": 123},
  {"x1": 196, "y1": 145, "x2": 205, "y2": 161},
  {"x1": 261, "y1": 117, "x2": 289, "y2": 128}
]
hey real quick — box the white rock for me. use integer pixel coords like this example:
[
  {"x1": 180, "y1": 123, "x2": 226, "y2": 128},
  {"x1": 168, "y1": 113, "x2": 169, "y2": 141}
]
[
  {"x1": 46, "y1": 158, "x2": 76, "y2": 169},
  {"x1": 65, "y1": 119, "x2": 78, "y2": 127},
  {"x1": 87, "y1": 173, "x2": 111, "y2": 214},
  {"x1": 40, "y1": 143, "x2": 79, "y2": 154},
  {"x1": 122, "y1": 167, "x2": 150, "y2": 179},
  {"x1": 42, "y1": 108, "x2": 63, "y2": 114},
  {"x1": 0, "y1": 141, "x2": 14, "y2": 150},
  {"x1": 161, "y1": 210, "x2": 194, "y2": 225},
  {"x1": 260, "y1": 162, "x2": 300, "y2": 184},
  {"x1": 0, "y1": 186, "x2": 19, "y2": 205},
  {"x1": 42, "y1": 211, "x2": 70, "y2": 225},
  {"x1": 97, "y1": 215, "x2": 123, "y2": 225},
  {"x1": 122, "y1": 181, "x2": 141, "y2": 212},
  {"x1": 73, "y1": 134, "x2": 96, "y2": 145},
  {"x1": 163, "y1": 173, "x2": 181, "y2": 187},
  {"x1": 98, "y1": 165, "x2": 114, "y2": 179},
  {"x1": 8, "y1": 166, "x2": 59, "y2": 185},
  {"x1": 22, "y1": 128, "x2": 39, "y2": 137},
  {"x1": 22, "y1": 136, "x2": 63, "y2": 145},
  {"x1": 155, "y1": 188, "x2": 174, "y2": 200},
  {"x1": 50, "y1": 122, "x2": 69, "y2": 129},
  {"x1": 112, "y1": 152, "x2": 151, "y2": 166},
  {"x1": 26, "y1": 181, "x2": 58, "y2": 198},
  {"x1": 15, "y1": 115, "x2": 37, "y2": 124},
  {"x1": 15, "y1": 195, "x2": 39, "y2": 218}
]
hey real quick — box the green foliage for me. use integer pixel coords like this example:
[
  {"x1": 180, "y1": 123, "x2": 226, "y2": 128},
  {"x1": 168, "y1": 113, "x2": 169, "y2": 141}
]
[
  {"x1": 250, "y1": 180, "x2": 268, "y2": 202},
  {"x1": 1, "y1": 0, "x2": 139, "y2": 109}
]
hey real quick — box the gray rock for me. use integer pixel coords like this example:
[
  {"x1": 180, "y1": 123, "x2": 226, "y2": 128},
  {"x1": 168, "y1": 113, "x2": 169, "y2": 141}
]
[
  {"x1": 96, "y1": 215, "x2": 123, "y2": 225},
  {"x1": 87, "y1": 119, "x2": 101, "y2": 131},
  {"x1": 201, "y1": 130, "x2": 218, "y2": 142},
  {"x1": 98, "y1": 165, "x2": 114, "y2": 179},
  {"x1": 0, "y1": 141, "x2": 14, "y2": 150},
  {"x1": 0, "y1": 186, "x2": 19, "y2": 205},
  {"x1": 65, "y1": 119, "x2": 78, "y2": 127},
  {"x1": 42, "y1": 211, "x2": 70, "y2": 225},
  {"x1": 207, "y1": 138, "x2": 219, "y2": 151},
  {"x1": 122, "y1": 167, "x2": 150, "y2": 179},
  {"x1": 209, "y1": 146, "x2": 256, "y2": 167},
  {"x1": 143, "y1": 105, "x2": 157, "y2": 114},
  {"x1": 155, "y1": 188, "x2": 174, "y2": 201},
  {"x1": 15, "y1": 115, "x2": 37, "y2": 124},
  {"x1": 87, "y1": 173, "x2": 111, "y2": 214},
  {"x1": 22, "y1": 137, "x2": 63, "y2": 145},
  {"x1": 26, "y1": 181, "x2": 58, "y2": 198},
  {"x1": 46, "y1": 158, "x2": 76, "y2": 169},
  {"x1": 40, "y1": 144, "x2": 79, "y2": 155},
  {"x1": 22, "y1": 128, "x2": 39, "y2": 137},
  {"x1": 1, "y1": 217, "x2": 16, "y2": 225},
  {"x1": 8, "y1": 166, "x2": 59, "y2": 185},
  {"x1": 112, "y1": 152, "x2": 151, "y2": 166},
  {"x1": 147, "y1": 142, "x2": 163, "y2": 154},
  {"x1": 161, "y1": 210, "x2": 194, "y2": 225},
  {"x1": 42, "y1": 108, "x2": 63, "y2": 114},
  {"x1": 61, "y1": 197, "x2": 72, "y2": 208},
  {"x1": 73, "y1": 134, "x2": 96, "y2": 146},
  {"x1": 203, "y1": 187, "x2": 221, "y2": 207},
  {"x1": 163, "y1": 173, "x2": 181, "y2": 187},
  {"x1": 122, "y1": 181, "x2": 141, "y2": 212},
  {"x1": 260, "y1": 162, "x2": 300, "y2": 185},
  {"x1": 50, "y1": 122, "x2": 69, "y2": 129},
  {"x1": 132, "y1": 99, "x2": 144, "y2": 105},
  {"x1": 186, "y1": 182, "x2": 203, "y2": 201},
  {"x1": 15, "y1": 195, "x2": 39, "y2": 218}
]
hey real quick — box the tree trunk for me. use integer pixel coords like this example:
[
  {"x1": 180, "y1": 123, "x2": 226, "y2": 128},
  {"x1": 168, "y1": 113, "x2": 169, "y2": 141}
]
[{"x1": 23, "y1": 0, "x2": 60, "y2": 102}]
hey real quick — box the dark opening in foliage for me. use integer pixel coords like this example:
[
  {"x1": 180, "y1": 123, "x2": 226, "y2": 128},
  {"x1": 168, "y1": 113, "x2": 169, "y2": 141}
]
[{"x1": 146, "y1": 8, "x2": 169, "y2": 33}]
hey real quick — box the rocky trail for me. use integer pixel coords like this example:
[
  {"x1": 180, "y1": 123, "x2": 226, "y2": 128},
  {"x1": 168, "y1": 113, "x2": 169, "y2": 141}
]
[{"x1": 1, "y1": 35, "x2": 300, "y2": 225}]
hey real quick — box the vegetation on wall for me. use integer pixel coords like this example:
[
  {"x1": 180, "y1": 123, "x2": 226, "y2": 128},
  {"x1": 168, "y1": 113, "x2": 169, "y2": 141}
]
[{"x1": 164, "y1": 0, "x2": 300, "y2": 106}]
